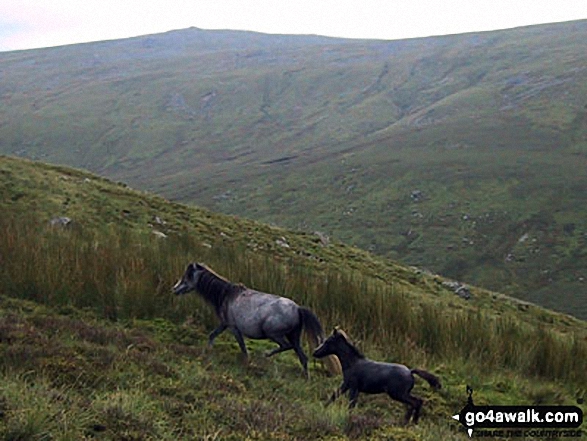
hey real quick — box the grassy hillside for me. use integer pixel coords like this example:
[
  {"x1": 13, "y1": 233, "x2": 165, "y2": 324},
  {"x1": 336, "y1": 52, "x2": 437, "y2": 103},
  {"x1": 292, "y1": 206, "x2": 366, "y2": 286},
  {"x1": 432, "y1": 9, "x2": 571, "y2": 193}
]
[
  {"x1": 1, "y1": 22, "x2": 586, "y2": 319},
  {"x1": 0, "y1": 156, "x2": 586, "y2": 440}
]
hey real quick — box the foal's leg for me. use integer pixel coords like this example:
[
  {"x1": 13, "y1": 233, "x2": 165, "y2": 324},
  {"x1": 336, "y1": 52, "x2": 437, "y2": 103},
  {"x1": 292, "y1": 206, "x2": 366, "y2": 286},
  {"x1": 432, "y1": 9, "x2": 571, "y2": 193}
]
[
  {"x1": 394, "y1": 394, "x2": 422, "y2": 425},
  {"x1": 348, "y1": 388, "x2": 359, "y2": 409},
  {"x1": 326, "y1": 382, "x2": 349, "y2": 406},
  {"x1": 403, "y1": 403, "x2": 414, "y2": 425},
  {"x1": 410, "y1": 395, "x2": 424, "y2": 424}
]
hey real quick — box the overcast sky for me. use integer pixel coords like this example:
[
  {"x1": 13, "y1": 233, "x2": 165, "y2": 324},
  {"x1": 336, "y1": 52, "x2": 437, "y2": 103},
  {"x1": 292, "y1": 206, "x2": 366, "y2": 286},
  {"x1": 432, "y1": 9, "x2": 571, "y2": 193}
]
[{"x1": 1, "y1": 0, "x2": 586, "y2": 52}]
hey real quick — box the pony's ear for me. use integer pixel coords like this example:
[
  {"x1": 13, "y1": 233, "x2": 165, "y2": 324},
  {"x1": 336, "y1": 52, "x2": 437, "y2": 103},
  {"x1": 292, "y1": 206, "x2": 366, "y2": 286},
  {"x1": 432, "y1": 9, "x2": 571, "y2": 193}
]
[
  {"x1": 332, "y1": 326, "x2": 340, "y2": 335},
  {"x1": 185, "y1": 263, "x2": 196, "y2": 275},
  {"x1": 195, "y1": 262, "x2": 205, "y2": 270}
]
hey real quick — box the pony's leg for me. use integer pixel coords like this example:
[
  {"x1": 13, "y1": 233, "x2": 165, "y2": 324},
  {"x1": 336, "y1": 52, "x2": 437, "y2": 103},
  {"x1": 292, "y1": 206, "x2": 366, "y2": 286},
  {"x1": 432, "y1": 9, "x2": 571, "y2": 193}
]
[
  {"x1": 285, "y1": 326, "x2": 310, "y2": 378},
  {"x1": 291, "y1": 340, "x2": 309, "y2": 378},
  {"x1": 230, "y1": 328, "x2": 249, "y2": 359},
  {"x1": 265, "y1": 336, "x2": 293, "y2": 357},
  {"x1": 208, "y1": 324, "x2": 227, "y2": 347}
]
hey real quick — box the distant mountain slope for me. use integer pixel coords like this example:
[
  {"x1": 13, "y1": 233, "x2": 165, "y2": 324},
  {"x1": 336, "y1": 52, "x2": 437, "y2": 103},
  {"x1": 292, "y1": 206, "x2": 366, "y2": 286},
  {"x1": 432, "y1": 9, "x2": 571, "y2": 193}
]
[{"x1": 1, "y1": 21, "x2": 586, "y2": 318}]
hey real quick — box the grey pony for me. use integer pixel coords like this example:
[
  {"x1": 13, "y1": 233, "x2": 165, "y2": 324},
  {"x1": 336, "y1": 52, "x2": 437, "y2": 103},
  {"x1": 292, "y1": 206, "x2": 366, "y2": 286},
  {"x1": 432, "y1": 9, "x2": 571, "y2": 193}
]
[{"x1": 173, "y1": 262, "x2": 341, "y2": 377}]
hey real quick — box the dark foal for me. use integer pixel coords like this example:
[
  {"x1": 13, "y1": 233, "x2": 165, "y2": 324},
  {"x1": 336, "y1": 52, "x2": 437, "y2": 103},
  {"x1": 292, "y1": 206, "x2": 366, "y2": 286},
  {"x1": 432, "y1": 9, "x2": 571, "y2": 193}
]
[{"x1": 313, "y1": 328, "x2": 441, "y2": 424}]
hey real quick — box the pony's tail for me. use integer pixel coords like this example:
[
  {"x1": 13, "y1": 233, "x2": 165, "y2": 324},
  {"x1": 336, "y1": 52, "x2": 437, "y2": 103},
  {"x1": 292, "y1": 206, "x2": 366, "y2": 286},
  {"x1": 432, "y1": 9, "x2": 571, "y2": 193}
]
[
  {"x1": 299, "y1": 307, "x2": 342, "y2": 376},
  {"x1": 411, "y1": 368, "x2": 442, "y2": 390}
]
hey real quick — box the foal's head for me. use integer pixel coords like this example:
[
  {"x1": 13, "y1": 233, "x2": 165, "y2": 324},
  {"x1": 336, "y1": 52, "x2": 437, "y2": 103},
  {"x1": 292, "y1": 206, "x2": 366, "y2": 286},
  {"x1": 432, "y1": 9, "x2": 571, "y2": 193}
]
[
  {"x1": 313, "y1": 327, "x2": 364, "y2": 359},
  {"x1": 172, "y1": 262, "x2": 206, "y2": 295}
]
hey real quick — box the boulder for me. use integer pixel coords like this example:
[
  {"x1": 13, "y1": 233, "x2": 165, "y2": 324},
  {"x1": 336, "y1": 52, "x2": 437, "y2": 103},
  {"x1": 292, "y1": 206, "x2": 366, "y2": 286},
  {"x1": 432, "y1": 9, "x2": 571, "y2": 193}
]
[
  {"x1": 442, "y1": 280, "x2": 472, "y2": 300},
  {"x1": 49, "y1": 217, "x2": 72, "y2": 228}
]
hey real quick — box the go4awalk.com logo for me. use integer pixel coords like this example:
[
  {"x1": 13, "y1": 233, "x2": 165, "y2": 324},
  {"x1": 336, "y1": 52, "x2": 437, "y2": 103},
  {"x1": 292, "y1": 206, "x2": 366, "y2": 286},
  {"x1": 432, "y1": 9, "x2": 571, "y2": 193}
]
[{"x1": 452, "y1": 386, "x2": 584, "y2": 438}]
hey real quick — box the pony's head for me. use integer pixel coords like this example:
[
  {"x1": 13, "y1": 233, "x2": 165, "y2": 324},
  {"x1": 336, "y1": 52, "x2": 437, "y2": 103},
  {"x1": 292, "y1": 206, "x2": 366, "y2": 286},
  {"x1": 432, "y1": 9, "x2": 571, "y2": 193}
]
[{"x1": 172, "y1": 262, "x2": 205, "y2": 295}]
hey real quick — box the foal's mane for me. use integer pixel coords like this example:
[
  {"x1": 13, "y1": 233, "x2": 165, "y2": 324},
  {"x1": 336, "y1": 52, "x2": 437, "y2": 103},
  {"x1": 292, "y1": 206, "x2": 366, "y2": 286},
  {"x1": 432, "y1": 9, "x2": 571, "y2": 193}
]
[
  {"x1": 337, "y1": 328, "x2": 365, "y2": 359},
  {"x1": 195, "y1": 263, "x2": 245, "y2": 313}
]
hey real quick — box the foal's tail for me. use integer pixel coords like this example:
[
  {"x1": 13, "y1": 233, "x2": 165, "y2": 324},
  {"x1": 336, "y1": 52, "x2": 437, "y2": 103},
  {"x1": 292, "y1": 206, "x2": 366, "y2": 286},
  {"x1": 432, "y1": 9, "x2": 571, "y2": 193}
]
[
  {"x1": 299, "y1": 307, "x2": 342, "y2": 376},
  {"x1": 411, "y1": 368, "x2": 442, "y2": 390}
]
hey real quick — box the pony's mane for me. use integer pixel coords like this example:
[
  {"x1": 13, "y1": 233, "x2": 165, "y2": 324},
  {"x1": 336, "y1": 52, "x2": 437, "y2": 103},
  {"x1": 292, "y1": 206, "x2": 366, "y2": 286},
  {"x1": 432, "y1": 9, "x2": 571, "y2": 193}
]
[
  {"x1": 337, "y1": 328, "x2": 365, "y2": 359},
  {"x1": 195, "y1": 263, "x2": 245, "y2": 313},
  {"x1": 199, "y1": 263, "x2": 231, "y2": 283}
]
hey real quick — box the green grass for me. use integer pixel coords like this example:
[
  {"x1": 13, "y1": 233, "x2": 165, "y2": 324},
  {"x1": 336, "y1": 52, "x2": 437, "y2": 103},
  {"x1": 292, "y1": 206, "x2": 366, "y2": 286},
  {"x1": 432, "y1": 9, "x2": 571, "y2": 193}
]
[
  {"x1": 0, "y1": 295, "x2": 585, "y2": 441},
  {"x1": 1, "y1": 156, "x2": 586, "y2": 439}
]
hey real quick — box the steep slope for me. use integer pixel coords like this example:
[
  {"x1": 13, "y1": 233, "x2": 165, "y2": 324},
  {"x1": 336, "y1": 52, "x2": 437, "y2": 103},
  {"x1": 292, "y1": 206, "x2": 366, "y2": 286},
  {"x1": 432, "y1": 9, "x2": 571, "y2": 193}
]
[
  {"x1": 1, "y1": 21, "x2": 586, "y2": 318},
  {"x1": 1, "y1": 156, "x2": 586, "y2": 440},
  {"x1": 1, "y1": 155, "x2": 585, "y2": 340}
]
